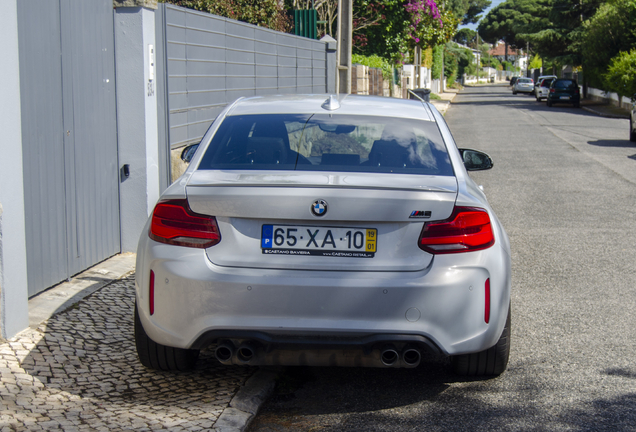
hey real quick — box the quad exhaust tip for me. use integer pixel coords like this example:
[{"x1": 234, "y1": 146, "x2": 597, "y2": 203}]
[
  {"x1": 215, "y1": 341, "x2": 235, "y2": 364},
  {"x1": 380, "y1": 346, "x2": 400, "y2": 366},
  {"x1": 402, "y1": 346, "x2": 421, "y2": 367},
  {"x1": 236, "y1": 343, "x2": 256, "y2": 364}
]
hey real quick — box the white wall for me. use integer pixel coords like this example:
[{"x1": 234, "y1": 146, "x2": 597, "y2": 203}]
[{"x1": 0, "y1": 0, "x2": 30, "y2": 338}]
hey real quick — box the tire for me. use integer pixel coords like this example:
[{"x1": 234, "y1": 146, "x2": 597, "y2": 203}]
[
  {"x1": 134, "y1": 302, "x2": 200, "y2": 371},
  {"x1": 512, "y1": 91, "x2": 517, "y2": 95},
  {"x1": 630, "y1": 115, "x2": 636, "y2": 142},
  {"x1": 574, "y1": 102, "x2": 580, "y2": 108},
  {"x1": 452, "y1": 304, "x2": 511, "y2": 376}
]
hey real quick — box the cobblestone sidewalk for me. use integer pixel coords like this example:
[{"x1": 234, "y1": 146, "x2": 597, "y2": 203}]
[{"x1": 0, "y1": 277, "x2": 256, "y2": 431}]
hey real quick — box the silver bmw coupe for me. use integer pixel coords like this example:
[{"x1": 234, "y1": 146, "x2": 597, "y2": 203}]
[{"x1": 134, "y1": 94, "x2": 512, "y2": 376}]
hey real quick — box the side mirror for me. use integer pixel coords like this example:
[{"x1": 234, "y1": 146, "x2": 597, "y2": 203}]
[
  {"x1": 180, "y1": 143, "x2": 199, "y2": 163},
  {"x1": 458, "y1": 149, "x2": 493, "y2": 171}
]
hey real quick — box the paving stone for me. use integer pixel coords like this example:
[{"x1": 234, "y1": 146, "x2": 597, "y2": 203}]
[{"x1": 0, "y1": 277, "x2": 257, "y2": 430}]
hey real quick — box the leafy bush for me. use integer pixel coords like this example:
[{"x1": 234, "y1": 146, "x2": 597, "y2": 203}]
[
  {"x1": 582, "y1": 0, "x2": 636, "y2": 89},
  {"x1": 529, "y1": 54, "x2": 542, "y2": 70},
  {"x1": 432, "y1": 45, "x2": 443, "y2": 80},
  {"x1": 351, "y1": 54, "x2": 395, "y2": 81},
  {"x1": 604, "y1": 49, "x2": 636, "y2": 99}
]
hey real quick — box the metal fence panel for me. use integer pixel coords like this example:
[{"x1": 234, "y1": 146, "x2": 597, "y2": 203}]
[{"x1": 159, "y1": 4, "x2": 330, "y2": 151}]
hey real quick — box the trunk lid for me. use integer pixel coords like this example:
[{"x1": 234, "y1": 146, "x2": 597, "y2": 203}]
[{"x1": 186, "y1": 171, "x2": 458, "y2": 272}]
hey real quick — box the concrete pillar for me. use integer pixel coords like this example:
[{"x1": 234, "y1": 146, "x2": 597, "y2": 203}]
[
  {"x1": 321, "y1": 35, "x2": 337, "y2": 94},
  {"x1": 336, "y1": 0, "x2": 352, "y2": 94},
  {"x1": 114, "y1": 1, "x2": 160, "y2": 252},
  {"x1": 0, "y1": 0, "x2": 30, "y2": 339}
]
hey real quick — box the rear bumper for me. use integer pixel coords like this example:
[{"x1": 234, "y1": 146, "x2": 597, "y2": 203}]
[
  {"x1": 548, "y1": 94, "x2": 580, "y2": 103},
  {"x1": 135, "y1": 230, "x2": 511, "y2": 358}
]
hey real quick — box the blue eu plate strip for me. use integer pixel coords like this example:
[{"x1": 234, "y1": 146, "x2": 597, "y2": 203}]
[{"x1": 261, "y1": 225, "x2": 273, "y2": 248}]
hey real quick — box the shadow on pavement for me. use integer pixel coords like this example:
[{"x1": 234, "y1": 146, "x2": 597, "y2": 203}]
[
  {"x1": 586, "y1": 139, "x2": 636, "y2": 149},
  {"x1": 250, "y1": 362, "x2": 636, "y2": 431},
  {"x1": 2, "y1": 277, "x2": 256, "y2": 430}
]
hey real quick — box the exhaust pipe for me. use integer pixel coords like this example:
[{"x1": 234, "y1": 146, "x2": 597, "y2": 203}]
[
  {"x1": 380, "y1": 346, "x2": 399, "y2": 367},
  {"x1": 215, "y1": 341, "x2": 235, "y2": 365},
  {"x1": 402, "y1": 346, "x2": 421, "y2": 368},
  {"x1": 236, "y1": 343, "x2": 256, "y2": 364}
]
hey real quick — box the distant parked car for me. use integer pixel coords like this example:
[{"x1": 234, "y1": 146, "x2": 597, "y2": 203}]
[
  {"x1": 534, "y1": 76, "x2": 557, "y2": 101},
  {"x1": 509, "y1": 77, "x2": 519, "y2": 87},
  {"x1": 546, "y1": 78, "x2": 580, "y2": 108},
  {"x1": 513, "y1": 78, "x2": 534, "y2": 95},
  {"x1": 630, "y1": 94, "x2": 636, "y2": 142}
]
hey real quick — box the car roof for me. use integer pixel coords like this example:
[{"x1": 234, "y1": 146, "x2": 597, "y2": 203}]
[{"x1": 225, "y1": 94, "x2": 436, "y2": 121}]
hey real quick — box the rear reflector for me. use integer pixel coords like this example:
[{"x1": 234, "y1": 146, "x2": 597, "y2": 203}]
[
  {"x1": 485, "y1": 278, "x2": 490, "y2": 324},
  {"x1": 149, "y1": 199, "x2": 221, "y2": 248},
  {"x1": 149, "y1": 270, "x2": 155, "y2": 316},
  {"x1": 418, "y1": 207, "x2": 494, "y2": 254}
]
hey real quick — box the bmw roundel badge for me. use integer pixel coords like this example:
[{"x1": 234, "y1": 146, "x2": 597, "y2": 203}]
[{"x1": 311, "y1": 199, "x2": 328, "y2": 217}]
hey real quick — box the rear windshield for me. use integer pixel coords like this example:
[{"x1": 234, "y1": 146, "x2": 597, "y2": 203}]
[
  {"x1": 198, "y1": 114, "x2": 453, "y2": 176},
  {"x1": 554, "y1": 80, "x2": 577, "y2": 89},
  {"x1": 518, "y1": 78, "x2": 532, "y2": 84},
  {"x1": 541, "y1": 78, "x2": 554, "y2": 87}
]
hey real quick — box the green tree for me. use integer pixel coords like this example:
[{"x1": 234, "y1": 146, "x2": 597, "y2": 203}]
[
  {"x1": 520, "y1": 0, "x2": 603, "y2": 66},
  {"x1": 356, "y1": 0, "x2": 458, "y2": 63},
  {"x1": 478, "y1": 0, "x2": 551, "y2": 59},
  {"x1": 454, "y1": 28, "x2": 478, "y2": 46},
  {"x1": 604, "y1": 49, "x2": 636, "y2": 101},
  {"x1": 445, "y1": 0, "x2": 492, "y2": 24},
  {"x1": 447, "y1": 42, "x2": 477, "y2": 77},
  {"x1": 581, "y1": 0, "x2": 636, "y2": 88}
]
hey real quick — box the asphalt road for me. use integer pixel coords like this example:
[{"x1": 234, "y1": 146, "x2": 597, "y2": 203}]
[{"x1": 248, "y1": 85, "x2": 636, "y2": 432}]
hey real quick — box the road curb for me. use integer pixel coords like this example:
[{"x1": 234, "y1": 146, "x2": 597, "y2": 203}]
[
  {"x1": 214, "y1": 368, "x2": 279, "y2": 431},
  {"x1": 582, "y1": 106, "x2": 629, "y2": 119}
]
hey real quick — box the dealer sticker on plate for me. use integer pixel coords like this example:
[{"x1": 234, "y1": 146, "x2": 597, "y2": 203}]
[{"x1": 261, "y1": 225, "x2": 377, "y2": 258}]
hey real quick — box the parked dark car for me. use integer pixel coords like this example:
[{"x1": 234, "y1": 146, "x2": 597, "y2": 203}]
[
  {"x1": 546, "y1": 79, "x2": 580, "y2": 108},
  {"x1": 631, "y1": 94, "x2": 636, "y2": 142},
  {"x1": 509, "y1": 76, "x2": 519, "y2": 87}
]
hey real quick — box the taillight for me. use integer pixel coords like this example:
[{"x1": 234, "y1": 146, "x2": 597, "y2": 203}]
[
  {"x1": 550, "y1": 88, "x2": 555, "y2": 93},
  {"x1": 418, "y1": 207, "x2": 494, "y2": 254},
  {"x1": 149, "y1": 199, "x2": 221, "y2": 248}
]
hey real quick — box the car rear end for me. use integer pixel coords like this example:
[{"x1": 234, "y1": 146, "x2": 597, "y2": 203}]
[
  {"x1": 135, "y1": 95, "x2": 511, "y2": 371},
  {"x1": 536, "y1": 78, "x2": 555, "y2": 100},
  {"x1": 514, "y1": 78, "x2": 534, "y2": 94},
  {"x1": 547, "y1": 79, "x2": 580, "y2": 107}
]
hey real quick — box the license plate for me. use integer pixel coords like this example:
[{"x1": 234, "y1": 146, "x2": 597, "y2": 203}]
[
  {"x1": 261, "y1": 225, "x2": 377, "y2": 258},
  {"x1": 560, "y1": 96, "x2": 570, "y2": 100}
]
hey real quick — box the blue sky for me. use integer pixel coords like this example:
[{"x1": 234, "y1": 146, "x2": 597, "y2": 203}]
[{"x1": 459, "y1": 0, "x2": 506, "y2": 31}]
